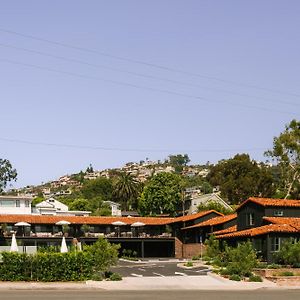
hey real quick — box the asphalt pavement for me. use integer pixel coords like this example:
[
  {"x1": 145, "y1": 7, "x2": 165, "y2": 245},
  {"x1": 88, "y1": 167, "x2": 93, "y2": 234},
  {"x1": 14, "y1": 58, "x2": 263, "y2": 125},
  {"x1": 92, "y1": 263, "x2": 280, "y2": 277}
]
[
  {"x1": 1, "y1": 290, "x2": 300, "y2": 300},
  {"x1": 111, "y1": 259, "x2": 210, "y2": 277}
]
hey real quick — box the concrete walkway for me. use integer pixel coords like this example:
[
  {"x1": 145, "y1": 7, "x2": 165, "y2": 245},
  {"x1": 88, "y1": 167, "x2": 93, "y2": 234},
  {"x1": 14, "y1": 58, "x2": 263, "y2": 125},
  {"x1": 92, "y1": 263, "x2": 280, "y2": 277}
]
[{"x1": 0, "y1": 274, "x2": 284, "y2": 291}]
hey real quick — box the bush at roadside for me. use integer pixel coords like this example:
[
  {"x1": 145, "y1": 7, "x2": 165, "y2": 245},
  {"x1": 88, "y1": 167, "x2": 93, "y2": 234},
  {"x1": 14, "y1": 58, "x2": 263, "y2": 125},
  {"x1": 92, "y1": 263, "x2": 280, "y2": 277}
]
[{"x1": 0, "y1": 238, "x2": 120, "y2": 282}]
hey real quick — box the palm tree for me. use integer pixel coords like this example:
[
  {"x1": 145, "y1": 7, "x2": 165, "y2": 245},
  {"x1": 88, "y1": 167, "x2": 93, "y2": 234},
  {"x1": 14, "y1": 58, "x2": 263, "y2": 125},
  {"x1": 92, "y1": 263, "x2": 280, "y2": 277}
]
[{"x1": 113, "y1": 172, "x2": 141, "y2": 210}]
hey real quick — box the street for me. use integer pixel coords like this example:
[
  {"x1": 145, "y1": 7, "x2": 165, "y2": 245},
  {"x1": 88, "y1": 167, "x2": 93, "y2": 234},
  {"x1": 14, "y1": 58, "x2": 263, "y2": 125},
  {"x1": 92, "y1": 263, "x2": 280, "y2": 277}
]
[{"x1": 0, "y1": 290, "x2": 299, "y2": 300}]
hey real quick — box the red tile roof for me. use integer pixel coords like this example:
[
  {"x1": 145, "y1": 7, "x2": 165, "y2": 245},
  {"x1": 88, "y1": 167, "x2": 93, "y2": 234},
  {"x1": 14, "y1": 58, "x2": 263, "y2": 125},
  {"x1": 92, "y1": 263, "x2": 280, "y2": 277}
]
[
  {"x1": 213, "y1": 225, "x2": 237, "y2": 236},
  {"x1": 238, "y1": 197, "x2": 300, "y2": 210},
  {"x1": 0, "y1": 214, "x2": 174, "y2": 226},
  {"x1": 217, "y1": 223, "x2": 300, "y2": 239},
  {"x1": 168, "y1": 210, "x2": 223, "y2": 224},
  {"x1": 263, "y1": 217, "x2": 300, "y2": 227},
  {"x1": 181, "y1": 214, "x2": 237, "y2": 230}
]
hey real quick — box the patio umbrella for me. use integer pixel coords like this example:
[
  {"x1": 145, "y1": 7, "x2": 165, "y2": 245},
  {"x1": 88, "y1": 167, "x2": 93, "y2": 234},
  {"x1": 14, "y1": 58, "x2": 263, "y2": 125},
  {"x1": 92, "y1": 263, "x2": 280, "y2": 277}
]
[
  {"x1": 14, "y1": 222, "x2": 31, "y2": 227},
  {"x1": 55, "y1": 220, "x2": 71, "y2": 225},
  {"x1": 10, "y1": 233, "x2": 19, "y2": 252},
  {"x1": 112, "y1": 221, "x2": 127, "y2": 226},
  {"x1": 131, "y1": 222, "x2": 145, "y2": 227},
  {"x1": 15, "y1": 221, "x2": 31, "y2": 237},
  {"x1": 60, "y1": 236, "x2": 68, "y2": 253},
  {"x1": 112, "y1": 221, "x2": 127, "y2": 237}
]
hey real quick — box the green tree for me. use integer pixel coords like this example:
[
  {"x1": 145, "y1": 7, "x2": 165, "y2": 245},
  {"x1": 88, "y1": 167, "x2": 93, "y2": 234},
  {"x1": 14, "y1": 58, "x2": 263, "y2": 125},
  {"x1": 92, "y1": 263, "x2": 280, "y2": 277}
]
[
  {"x1": 69, "y1": 198, "x2": 91, "y2": 211},
  {"x1": 0, "y1": 159, "x2": 17, "y2": 192},
  {"x1": 113, "y1": 172, "x2": 141, "y2": 210},
  {"x1": 197, "y1": 201, "x2": 233, "y2": 215},
  {"x1": 167, "y1": 154, "x2": 190, "y2": 173},
  {"x1": 208, "y1": 154, "x2": 274, "y2": 204},
  {"x1": 81, "y1": 177, "x2": 113, "y2": 200},
  {"x1": 139, "y1": 172, "x2": 181, "y2": 216},
  {"x1": 225, "y1": 241, "x2": 258, "y2": 277},
  {"x1": 265, "y1": 119, "x2": 300, "y2": 199},
  {"x1": 86, "y1": 164, "x2": 94, "y2": 173},
  {"x1": 274, "y1": 239, "x2": 300, "y2": 267}
]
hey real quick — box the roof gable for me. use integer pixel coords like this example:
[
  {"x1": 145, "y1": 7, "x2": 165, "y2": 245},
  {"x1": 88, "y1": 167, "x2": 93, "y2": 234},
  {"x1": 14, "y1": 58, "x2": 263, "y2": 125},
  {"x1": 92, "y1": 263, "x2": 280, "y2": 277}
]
[
  {"x1": 237, "y1": 197, "x2": 300, "y2": 211},
  {"x1": 181, "y1": 213, "x2": 237, "y2": 230}
]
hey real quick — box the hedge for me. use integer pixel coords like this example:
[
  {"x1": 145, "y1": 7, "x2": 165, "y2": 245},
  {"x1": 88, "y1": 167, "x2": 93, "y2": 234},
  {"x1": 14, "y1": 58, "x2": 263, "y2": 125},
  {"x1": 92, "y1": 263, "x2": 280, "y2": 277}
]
[{"x1": 0, "y1": 238, "x2": 119, "y2": 281}]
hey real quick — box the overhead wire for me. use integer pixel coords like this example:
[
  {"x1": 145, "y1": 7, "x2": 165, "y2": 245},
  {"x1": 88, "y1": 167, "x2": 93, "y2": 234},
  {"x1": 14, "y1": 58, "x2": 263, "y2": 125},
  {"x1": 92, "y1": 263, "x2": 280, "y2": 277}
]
[
  {"x1": 0, "y1": 42, "x2": 298, "y2": 107},
  {"x1": 0, "y1": 137, "x2": 267, "y2": 153},
  {"x1": 0, "y1": 58, "x2": 295, "y2": 115},
  {"x1": 0, "y1": 27, "x2": 299, "y2": 98}
]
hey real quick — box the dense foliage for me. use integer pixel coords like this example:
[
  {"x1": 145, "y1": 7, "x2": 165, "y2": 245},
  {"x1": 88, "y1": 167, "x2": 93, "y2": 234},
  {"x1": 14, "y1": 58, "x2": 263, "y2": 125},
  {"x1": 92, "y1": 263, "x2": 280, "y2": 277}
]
[
  {"x1": 204, "y1": 237, "x2": 258, "y2": 279},
  {"x1": 0, "y1": 158, "x2": 17, "y2": 192},
  {"x1": 138, "y1": 172, "x2": 182, "y2": 216},
  {"x1": 207, "y1": 154, "x2": 275, "y2": 204},
  {"x1": 197, "y1": 201, "x2": 233, "y2": 215},
  {"x1": 274, "y1": 239, "x2": 300, "y2": 267},
  {"x1": 113, "y1": 172, "x2": 142, "y2": 210},
  {"x1": 0, "y1": 238, "x2": 119, "y2": 281},
  {"x1": 266, "y1": 119, "x2": 300, "y2": 199}
]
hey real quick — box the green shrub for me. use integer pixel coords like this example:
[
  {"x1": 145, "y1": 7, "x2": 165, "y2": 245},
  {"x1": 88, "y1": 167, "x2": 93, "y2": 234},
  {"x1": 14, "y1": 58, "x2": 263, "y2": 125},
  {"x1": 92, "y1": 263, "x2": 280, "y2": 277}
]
[
  {"x1": 274, "y1": 240, "x2": 300, "y2": 267},
  {"x1": 225, "y1": 241, "x2": 258, "y2": 277},
  {"x1": 256, "y1": 262, "x2": 268, "y2": 269},
  {"x1": 192, "y1": 255, "x2": 200, "y2": 260},
  {"x1": 229, "y1": 274, "x2": 241, "y2": 281},
  {"x1": 0, "y1": 238, "x2": 119, "y2": 282},
  {"x1": 185, "y1": 261, "x2": 193, "y2": 267},
  {"x1": 204, "y1": 236, "x2": 221, "y2": 259},
  {"x1": 278, "y1": 271, "x2": 294, "y2": 277},
  {"x1": 220, "y1": 268, "x2": 231, "y2": 276},
  {"x1": 109, "y1": 272, "x2": 122, "y2": 281},
  {"x1": 267, "y1": 263, "x2": 281, "y2": 269},
  {"x1": 249, "y1": 274, "x2": 263, "y2": 282},
  {"x1": 91, "y1": 272, "x2": 103, "y2": 281}
]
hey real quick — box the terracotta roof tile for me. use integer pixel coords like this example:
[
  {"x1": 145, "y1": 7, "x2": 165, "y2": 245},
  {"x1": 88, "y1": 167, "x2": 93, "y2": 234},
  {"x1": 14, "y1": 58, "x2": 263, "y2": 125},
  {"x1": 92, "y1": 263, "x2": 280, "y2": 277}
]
[
  {"x1": 238, "y1": 197, "x2": 300, "y2": 210},
  {"x1": 181, "y1": 214, "x2": 237, "y2": 230},
  {"x1": 168, "y1": 210, "x2": 223, "y2": 224},
  {"x1": 0, "y1": 214, "x2": 174, "y2": 226},
  {"x1": 213, "y1": 225, "x2": 237, "y2": 235},
  {"x1": 217, "y1": 223, "x2": 300, "y2": 239},
  {"x1": 263, "y1": 217, "x2": 300, "y2": 227}
]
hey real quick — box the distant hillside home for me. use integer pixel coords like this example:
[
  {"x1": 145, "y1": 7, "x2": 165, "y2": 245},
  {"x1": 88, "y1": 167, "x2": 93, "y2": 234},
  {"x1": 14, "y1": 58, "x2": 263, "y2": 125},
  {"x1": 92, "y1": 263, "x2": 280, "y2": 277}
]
[
  {"x1": 34, "y1": 197, "x2": 91, "y2": 216},
  {"x1": 103, "y1": 201, "x2": 121, "y2": 216},
  {"x1": 0, "y1": 196, "x2": 33, "y2": 215},
  {"x1": 185, "y1": 193, "x2": 232, "y2": 215}
]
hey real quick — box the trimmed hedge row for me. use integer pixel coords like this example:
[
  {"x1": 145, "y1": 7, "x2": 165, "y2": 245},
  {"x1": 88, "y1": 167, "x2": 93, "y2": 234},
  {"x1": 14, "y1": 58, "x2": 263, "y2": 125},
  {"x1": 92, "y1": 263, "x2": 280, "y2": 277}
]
[{"x1": 0, "y1": 238, "x2": 119, "y2": 281}]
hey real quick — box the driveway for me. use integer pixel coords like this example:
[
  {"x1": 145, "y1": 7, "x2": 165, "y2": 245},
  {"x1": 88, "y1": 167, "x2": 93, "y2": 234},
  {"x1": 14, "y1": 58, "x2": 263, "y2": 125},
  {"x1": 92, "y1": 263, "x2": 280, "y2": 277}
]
[{"x1": 111, "y1": 259, "x2": 210, "y2": 277}]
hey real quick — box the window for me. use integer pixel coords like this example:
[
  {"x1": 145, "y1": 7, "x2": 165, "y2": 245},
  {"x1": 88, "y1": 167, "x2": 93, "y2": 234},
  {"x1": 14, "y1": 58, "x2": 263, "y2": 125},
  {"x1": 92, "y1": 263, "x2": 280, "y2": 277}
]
[
  {"x1": 274, "y1": 210, "x2": 284, "y2": 216},
  {"x1": 246, "y1": 213, "x2": 254, "y2": 226},
  {"x1": 25, "y1": 200, "x2": 30, "y2": 208},
  {"x1": 16, "y1": 200, "x2": 20, "y2": 207},
  {"x1": 0, "y1": 200, "x2": 15, "y2": 207},
  {"x1": 271, "y1": 237, "x2": 281, "y2": 252}
]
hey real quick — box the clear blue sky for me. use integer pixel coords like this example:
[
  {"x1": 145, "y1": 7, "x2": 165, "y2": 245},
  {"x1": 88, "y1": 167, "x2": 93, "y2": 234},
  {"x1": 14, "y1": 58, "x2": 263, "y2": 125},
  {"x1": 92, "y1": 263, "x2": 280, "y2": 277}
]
[{"x1": 0, "y1": 1, "x2": 299, "y2": 188}]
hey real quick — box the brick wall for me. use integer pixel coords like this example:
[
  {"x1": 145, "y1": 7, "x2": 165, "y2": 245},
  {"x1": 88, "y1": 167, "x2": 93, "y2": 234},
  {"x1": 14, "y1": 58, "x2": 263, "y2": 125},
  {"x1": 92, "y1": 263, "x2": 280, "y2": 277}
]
[
  {"x1": 175, "y1": 238, "x2": 183, "y2": 258},
  {"x1": 174, "y1": 238, "x2": 206, "y2": 259}
]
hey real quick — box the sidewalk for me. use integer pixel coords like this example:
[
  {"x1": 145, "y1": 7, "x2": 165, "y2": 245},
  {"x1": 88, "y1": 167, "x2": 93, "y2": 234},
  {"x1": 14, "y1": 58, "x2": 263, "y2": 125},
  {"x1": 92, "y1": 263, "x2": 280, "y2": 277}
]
[{"x1": 0, "y1": 274, "x2": 287, "y2": 291}]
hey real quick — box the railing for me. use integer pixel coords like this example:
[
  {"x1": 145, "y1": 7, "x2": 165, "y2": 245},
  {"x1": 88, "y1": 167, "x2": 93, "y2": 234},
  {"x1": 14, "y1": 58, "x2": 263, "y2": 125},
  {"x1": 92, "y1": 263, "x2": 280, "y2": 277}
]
[{"x1": 11, "y1": 232, "x2": 173, "y2": 239}]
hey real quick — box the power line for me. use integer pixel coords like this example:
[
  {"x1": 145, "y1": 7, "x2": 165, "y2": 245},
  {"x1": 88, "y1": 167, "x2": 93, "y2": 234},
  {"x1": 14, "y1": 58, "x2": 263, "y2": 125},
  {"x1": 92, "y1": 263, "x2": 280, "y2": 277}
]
[
  {"x1": 0, "y1": 42, "x2": 298, "y2": 107},
  {"x1": 0, "y1": 137, "x2": 267, "y2": 153},
  {"x1": 1, "y1": 27, "x2": 299, "y2": 98},
  {"x1": 0, "y1": 58, "x2": 295, "y2": 115}
]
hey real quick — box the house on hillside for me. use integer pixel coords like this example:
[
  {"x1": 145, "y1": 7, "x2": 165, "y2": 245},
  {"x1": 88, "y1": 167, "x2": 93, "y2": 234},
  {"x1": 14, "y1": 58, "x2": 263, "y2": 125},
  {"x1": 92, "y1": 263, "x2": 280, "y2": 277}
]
[
  {"x1": 0, "y1": 196, "x2": 33, "y2": 215},
  {"x1": 103, "y1": 201, "x2": 121, "y2": 216},
  {"x1": 34, "y1": 197, "x2": 91, "y2": 216},
  {"x1": 185, "y1": 193, "x2": 232, "y2": 215}
]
